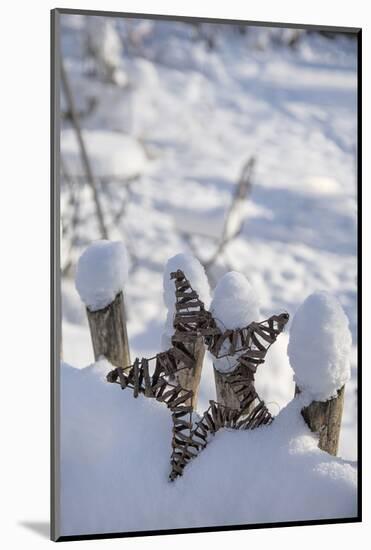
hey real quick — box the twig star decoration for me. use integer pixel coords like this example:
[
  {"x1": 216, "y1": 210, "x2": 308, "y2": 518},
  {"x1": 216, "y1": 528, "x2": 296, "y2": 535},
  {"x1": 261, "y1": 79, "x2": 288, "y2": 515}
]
[{"x1": 107, "y1": 270, "x2": 289, "y2": 480}]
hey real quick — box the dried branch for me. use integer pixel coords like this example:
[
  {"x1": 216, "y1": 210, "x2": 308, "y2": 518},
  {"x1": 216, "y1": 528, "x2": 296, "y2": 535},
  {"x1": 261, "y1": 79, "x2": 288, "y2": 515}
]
[
  {"x1": 61, "y1": 58, "x2": 108, "y2": 240},
  {"x1": 60, "y1": 156, "x2": 81, "y2": 277}
]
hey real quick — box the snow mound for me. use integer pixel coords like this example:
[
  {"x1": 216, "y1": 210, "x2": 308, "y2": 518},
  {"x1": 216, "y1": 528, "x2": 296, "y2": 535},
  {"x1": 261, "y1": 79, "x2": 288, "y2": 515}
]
[
  {"x1": 287, "y1": 291, "x2": 352, "y2": 401},
  {"x1": 75, "y1": 240, "x2": 129, "y2": 311},
  {"x1": 211, "y1": 271, "x2": 260, "y2": 330},
  {"x1": 174, "y1": 202, "x2": 249, "y2": 241},
  {"x1": 173, "y1": 199, "x2": 270, "y2": 242},
  {"x1": 86, "y1": 18, "x2": 122, "y2": 70},
  {"x1": 174, "y1": 205, "x2": 227, "y2": 240},
  {"x1": 60, "y1": 361, "x2": 357, "y2": 536},
  {"x1": 85, "y1": 17, "x2": 128, "y2": 87},
  {"x1": 61, "y1": 128, "x2": 147, "y2": 178},
  {"x1": 162, "y1": 253, "x2": 210, "y2": 350},
  {"x1": 210, "y1": 271, "x2": 261, "y2": 373}
]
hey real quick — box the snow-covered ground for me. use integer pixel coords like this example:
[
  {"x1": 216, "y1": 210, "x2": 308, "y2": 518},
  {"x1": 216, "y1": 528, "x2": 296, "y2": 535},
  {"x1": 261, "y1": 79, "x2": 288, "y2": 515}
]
[
  {"x1": 59, "y1": 14, "x2": 358, "y2": 535},
  {"x1": 60, "y1": 358, "x2": 356, "y2": 536}
]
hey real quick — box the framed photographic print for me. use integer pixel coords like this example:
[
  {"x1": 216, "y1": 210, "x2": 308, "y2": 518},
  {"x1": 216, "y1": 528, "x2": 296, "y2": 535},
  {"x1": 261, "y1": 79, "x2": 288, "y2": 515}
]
[{"x1": 51, "y1": 7, "x2": 361, "y2": 542}]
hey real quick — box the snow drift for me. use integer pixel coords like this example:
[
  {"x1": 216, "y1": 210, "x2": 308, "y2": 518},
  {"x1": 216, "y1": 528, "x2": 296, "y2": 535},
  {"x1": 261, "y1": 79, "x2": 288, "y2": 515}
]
[
  {"x1": 60, "y1": 359, "x2": 357, "y2": 536},
  {"x1": 61, "y1": 128, "x2": 147, "y2": 179}
]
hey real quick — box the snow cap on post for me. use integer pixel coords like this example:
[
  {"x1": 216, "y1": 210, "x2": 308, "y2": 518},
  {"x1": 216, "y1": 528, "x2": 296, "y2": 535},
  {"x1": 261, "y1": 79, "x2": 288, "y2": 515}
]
[
  {"x1": 75, "y1": 240, "x2": 129, "y2": 311},
  {"x1": 162, "y1": 253, "x2": 210, "y2": 350},
  {"x1": 288, "y1": 291, "x2": 352, "y2": 401},
  {"x1": 210, "y1": 271, "x2": 260, "y2": 331},
  {"x1": 210, "y1": 271, "x2": 260, "y2": 373}
]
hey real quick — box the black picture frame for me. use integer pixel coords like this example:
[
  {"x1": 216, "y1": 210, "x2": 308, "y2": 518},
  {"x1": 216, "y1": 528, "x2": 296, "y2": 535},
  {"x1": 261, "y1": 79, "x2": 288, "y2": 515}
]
[{"x1": 51, "y1": 8, "x2": 362, "y2": 542}]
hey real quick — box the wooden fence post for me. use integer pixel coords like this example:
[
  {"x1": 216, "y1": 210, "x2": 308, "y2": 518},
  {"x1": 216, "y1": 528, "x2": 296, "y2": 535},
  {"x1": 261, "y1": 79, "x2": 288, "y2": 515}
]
[
  {"x1": 209, "y1": 271, "x2": 261, "y2": 412},
  {"x1": 296, "y1": 385, "x2": 345, "y2": 456},
  {"x1": 213, "y1": 367, "x2": 241, "y2": 410},
  {"x1": 174, "y1": 336, "x2": 205, "y2": 410},
  {"x1": 288, "y1": 292, "x2": 351, "y2": 457},
  {"x1": 86, "y1": 290, "x2": 131, "y2": 370}
]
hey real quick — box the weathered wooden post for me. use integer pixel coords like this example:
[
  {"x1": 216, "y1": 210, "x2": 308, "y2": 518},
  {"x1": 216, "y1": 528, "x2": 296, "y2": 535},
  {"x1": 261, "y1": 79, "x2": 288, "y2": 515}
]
[
  {"x1": 174, "y1": 334, "x2": 205, "y2": 410},
  {"x1": 288, "y1": 292, "x2": 352, "y2": 456},
  {"x1": 213, "y1": 368, "x2": 241, "y2": 409},
  {"x1": 162, "y1": 254, "x2": 211, "y2": 410},
  {"x1": 86, "y1": 291, "x2": 131, "y2": 369},
  {"x1": 75, "y1": 240, "x2": 131, "y2": 369},
  {"x1": 298, "y1": 385, "x2": 345, "y2": 456},
  {"x1": 210, "y1": 271, "x2": 260, "y2": 410}
]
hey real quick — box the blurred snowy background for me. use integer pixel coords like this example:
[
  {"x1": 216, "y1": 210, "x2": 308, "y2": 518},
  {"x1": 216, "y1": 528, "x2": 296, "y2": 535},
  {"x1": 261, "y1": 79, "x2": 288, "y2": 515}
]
[{"x1": 60, "y1": 15, "x2": 358, "y2": 460}]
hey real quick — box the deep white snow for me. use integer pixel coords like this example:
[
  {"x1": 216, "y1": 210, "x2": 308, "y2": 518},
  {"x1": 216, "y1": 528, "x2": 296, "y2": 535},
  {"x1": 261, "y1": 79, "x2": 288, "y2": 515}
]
[
  {"x1": 75, "y1": 240, "x2": 129, "y2": 311},
  {"x1": 61, "y1": 128, "x2": 148, "y2": 178},
  {"x1": 173, "y1": 198, "x2": 258, "y2": 242},
  {"x1": 287, "y1": 291, "x2": 352, "y2": 401},
  {"x1": 60, "y1": 359, "x2": 357, "y2": 536}
]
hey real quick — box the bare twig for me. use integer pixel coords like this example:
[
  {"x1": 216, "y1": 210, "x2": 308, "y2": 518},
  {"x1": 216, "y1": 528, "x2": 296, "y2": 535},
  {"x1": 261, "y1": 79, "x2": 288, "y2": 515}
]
[
  {"x1": 60, "y1": 156, "x2": 81, "y2": 276},
  {"x1": 60, "y1": 58, "x2": 108, "y2": 240}
]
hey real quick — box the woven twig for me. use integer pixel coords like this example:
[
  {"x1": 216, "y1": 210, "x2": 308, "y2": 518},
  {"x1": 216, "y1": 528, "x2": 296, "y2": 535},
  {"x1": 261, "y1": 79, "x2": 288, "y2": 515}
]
[{"x1": 107, "y1": 269, "x2": 289, "y2": 480}]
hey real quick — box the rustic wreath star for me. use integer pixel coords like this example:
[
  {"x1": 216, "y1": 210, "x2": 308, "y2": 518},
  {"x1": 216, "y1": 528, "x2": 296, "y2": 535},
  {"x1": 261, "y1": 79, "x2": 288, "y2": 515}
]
[{"x1": 107, "y1": 270, "x2": 289, "y2": 480}]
